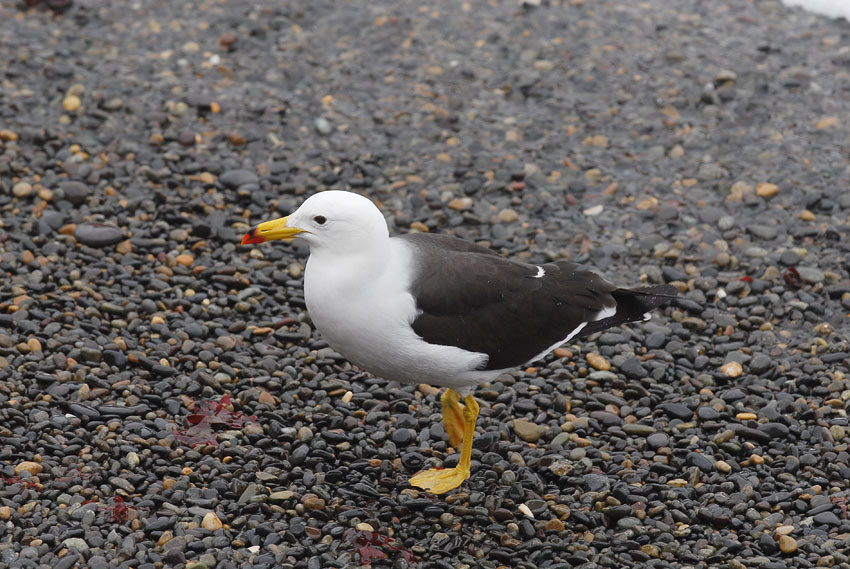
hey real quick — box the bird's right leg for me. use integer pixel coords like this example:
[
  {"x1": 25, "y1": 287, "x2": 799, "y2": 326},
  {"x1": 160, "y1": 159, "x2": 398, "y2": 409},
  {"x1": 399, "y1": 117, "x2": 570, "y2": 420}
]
[{"x1": 440, "y1": 388, "x2": 465, "y2": 448}]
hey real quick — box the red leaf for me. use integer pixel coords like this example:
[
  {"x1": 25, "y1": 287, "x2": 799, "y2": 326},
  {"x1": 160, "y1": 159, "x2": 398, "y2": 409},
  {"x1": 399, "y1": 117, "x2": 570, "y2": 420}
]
[
  {"x1": 739, "y1": 275, "x2": 753, "y2": 283},
  {"x1": 343, "y1": 529, "x2": 414, "y2": 566},
  {"x1": 173, "y1": 394, "x2": 258, "y2": 448},
  {"x1": 358, "y1": 545, "x2": 387, "y2": 565},
  {"x1": 783, "y1": 267, "x2": 803, "y2": 288}
]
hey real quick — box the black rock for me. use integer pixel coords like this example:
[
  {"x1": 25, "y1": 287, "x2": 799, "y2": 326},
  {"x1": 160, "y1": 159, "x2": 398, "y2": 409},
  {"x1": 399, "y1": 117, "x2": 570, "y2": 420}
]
[
  {"x1": 619, "y1": 357, "x2": 648, "y2": 379},
  {"x1": 813, "y1": 511, "x2": 841, "y2": 526},
  {"x1": 686, "y1": 451, "x2": 715, "y2": 473},
  {"x1": 59, "y1": 181, "x2": 90, "y2": 206},
  {"x1": 220, "y1": 169, "x2": 259, "y2": 189},
  {"x1": 74, "y1": 223, "x2": 123, "y2": 247},
  {"x1": 658, "y1": 403, "x2": 692, "y2": 421}
]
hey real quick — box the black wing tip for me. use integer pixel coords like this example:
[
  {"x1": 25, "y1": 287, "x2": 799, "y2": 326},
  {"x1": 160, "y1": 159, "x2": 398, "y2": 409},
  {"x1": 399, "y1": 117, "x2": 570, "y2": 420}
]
[{"x1": 630, "y1": 284, "x2": 679, "y2": 298}]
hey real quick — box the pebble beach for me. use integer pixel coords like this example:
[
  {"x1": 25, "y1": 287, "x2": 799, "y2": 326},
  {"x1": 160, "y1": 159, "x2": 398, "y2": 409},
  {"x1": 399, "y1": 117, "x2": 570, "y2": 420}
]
[{"x1": 1, "y1": 1, "x2": 849, "y2": 568}]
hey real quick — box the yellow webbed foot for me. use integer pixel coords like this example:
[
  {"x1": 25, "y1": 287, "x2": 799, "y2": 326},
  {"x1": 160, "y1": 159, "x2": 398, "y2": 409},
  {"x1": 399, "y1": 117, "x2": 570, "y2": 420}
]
[
  {"x1": 410, "y1": 392, "x2": 480, "y2": 494},
  {"x1": 409, "y1": 466, "x2": 470, "y2": 494},
  {"x1": 440, "y1": 388, "x2": 465, "y2": 448}
]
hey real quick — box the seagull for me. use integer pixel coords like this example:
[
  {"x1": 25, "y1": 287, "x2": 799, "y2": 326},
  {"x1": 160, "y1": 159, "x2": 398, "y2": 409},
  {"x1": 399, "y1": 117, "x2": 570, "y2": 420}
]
[{"x1": 242, "y1": 190, "x2": 677, "y2": 494}]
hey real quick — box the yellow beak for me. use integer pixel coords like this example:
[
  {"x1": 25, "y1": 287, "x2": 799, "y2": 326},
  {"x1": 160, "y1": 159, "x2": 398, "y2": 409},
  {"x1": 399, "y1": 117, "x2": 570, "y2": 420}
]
[{"x1": 241, "y1": 216, "x2": 305, "y2": 245}]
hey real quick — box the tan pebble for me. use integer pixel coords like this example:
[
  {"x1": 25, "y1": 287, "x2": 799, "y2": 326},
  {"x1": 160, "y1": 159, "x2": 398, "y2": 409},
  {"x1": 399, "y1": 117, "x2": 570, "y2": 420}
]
[
  {"x1": 816, "y1": 116, "x2": 839, "y2": 129},
  {"x1": 287, "y1": 263, "x2": 303, "y2": 279},
  {"x1": 532, "y1": 59, "x2": 554, "y2": 72},
  {"x1": 302, "y1": 493, "x2": 326, "y2": 510},
  {"x1": 588, "y1": 134, "x2": 609, "y2": 147},
  {"x1": 257, "y1": 390, "x2": 276, "y2": 406},
  {"x1": 553, "y1": 347, "x2": 572, "y2": 359},
  {"x1": 202, "y1": 512, "x2": 222, "y2": 531},
  {"x1": 518, "y1": 503, "x2": 534, "y2": 518},
  {"x1": 636, "y1": 198, "x2": 658, "y2": 210},
  {"x1": 175, "y1": 254, "x2": 194, "y2": 267},
  {"x1": 641, "y1": 544, "x2": 660, "y2": 557},
  {"x1": 355, "y1": 522, "x2": 374, "y2": 532},
  {"x1": 448, "y1": 197, "x2": 473, "y2": 211},
  {"x1": 509, "y1": 180, "x2": 526, "y2": 192},
  {"x1": 0, "y1": 506, "x2": 11, "y2": 520},
  {"x1": 583, "y1": 204, "x2": 604, "y2": 216},
  {"x1": 586, "y1": 352, "x2": 611, "y2": 371},
  {"x1": 341, "y1": 390, "x2": 353, "y2": 403},
  {"x1": 668, "y1": 479, "x2": 688, "y2": 487},
  {"x1": 713, "y1": 252, "x2": 730, "y2": 267},
  {"x1": 0, "y1": 129, "x2": 18, "y2": 141},
  {"x1": 720, "y1": 361, "x2": 743, "y2": 378},
  {"x1": 157, "y1": 530, "x2": 173, "y2": 547},
  {"x1": 151, "y1": 315, "x2": 165, "y2": 325},
  {"x1": 497, "y1": 208, "x2": 519, "y2": 223},
  {"x1": 715, "y1": 460, "x2": 732, "y2": 473},
  {"x1": 21, "y1": 250, "x2": 35, "y2": 264},
  {"x1": 13, "y1": 182, "x2": 33, "y2": 198},
  {"x1": 37, "y1": 186, "x2": 54, "y2": 201},
  {"x1": 78, "y1": 383, "x2": 90, "y2": 400},
  {"x1": 779, "y1": 534, "x2": 797, "y2": 554},
  {"x1": 750, "y1": 453, "x2": 764, "y2": 465},
  {"x1": 775, "y1": 524, "x2": 795, "y2": 536},
  {"x1": 62, "y1": 95, "x2": 81, "y2": 112},
  {"x1": 545, "y1": 518, "x2": 564, "y2": 531},
  {"x1": 198, "y1": 172, "x2": 216, "y2": 184},
  {"x1": 27, "y1": 338, "x2": 41, "y2": 353},
  {"x1": 15, "y1": 461, "x2": 43, "y2": 476},
  {"x1": 728, "y1": 180, "x2": 753, "y2": 201},
  {"x1": 669, "y1": 144, "x2": 684, "y2": 158},
  {"x1": 799, "y1": 210, "x2": 815, "y2": 221},
  {"x1": 18, "y1": 502, "x2": 36, "y2": 515},
  {"x1": 756, "y1": 182, "x2": 778, "y2": 198},
  {"x1": 814, "y1": 322, "x2": 833, "y2": 335},
  {"x1": 162, "y1": 477, "x2": 176, "y2": 490},
  {"x1": 115, "y1": 240, "x2": 132, "y2": 255},
  {"x1": 417, "y1": 383, "x2": 441, "y2": 397},
  {"x1": 410, "y1": 221, "x2": 429, "y2": 232},
  {"x1": 513, "y1": 418, "x2": 543, "y2": 443},
  {"x1": 735, "y1": 412, "x2": 757, "y2": 421}
]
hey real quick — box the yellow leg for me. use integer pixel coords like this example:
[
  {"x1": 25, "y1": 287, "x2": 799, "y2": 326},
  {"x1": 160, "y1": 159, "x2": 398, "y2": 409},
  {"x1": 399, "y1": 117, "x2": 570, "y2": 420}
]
[
  {"x1": 409, "y1": 393, "x2": 479, "y2": 494},
  {"x1": 441, "y1": 388, "x2": 465, "y2": 448}
]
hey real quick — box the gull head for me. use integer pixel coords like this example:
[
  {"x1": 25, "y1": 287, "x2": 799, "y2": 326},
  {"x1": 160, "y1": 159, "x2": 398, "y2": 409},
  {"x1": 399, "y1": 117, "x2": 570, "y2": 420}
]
[{"x1": 242, "y1": 190, "x2": 389, "y2": 254}]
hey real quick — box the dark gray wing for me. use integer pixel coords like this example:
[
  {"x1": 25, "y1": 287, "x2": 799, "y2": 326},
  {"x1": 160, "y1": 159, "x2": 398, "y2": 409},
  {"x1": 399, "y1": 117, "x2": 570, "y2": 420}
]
[{"x1": 398, "y1": 233, "x2": 623, "y2": 370}]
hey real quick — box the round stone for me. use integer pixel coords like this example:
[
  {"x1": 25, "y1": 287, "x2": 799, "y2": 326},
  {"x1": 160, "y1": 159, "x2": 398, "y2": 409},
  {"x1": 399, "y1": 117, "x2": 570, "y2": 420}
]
[{"x1": 74, "y1": 223, "x2": 124, "y2": 248}]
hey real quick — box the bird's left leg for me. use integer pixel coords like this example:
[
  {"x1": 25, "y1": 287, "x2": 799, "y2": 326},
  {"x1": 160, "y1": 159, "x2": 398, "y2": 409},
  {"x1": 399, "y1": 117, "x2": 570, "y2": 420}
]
[{"x1": 409, "y1": 393, "x2": 479, "y2": 494}]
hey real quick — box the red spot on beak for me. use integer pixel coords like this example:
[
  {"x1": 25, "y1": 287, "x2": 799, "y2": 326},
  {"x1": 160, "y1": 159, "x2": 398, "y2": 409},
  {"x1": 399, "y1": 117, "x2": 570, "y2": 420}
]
[{"x1": 241, "y1": 227, "x2": 266, "y2": 245}]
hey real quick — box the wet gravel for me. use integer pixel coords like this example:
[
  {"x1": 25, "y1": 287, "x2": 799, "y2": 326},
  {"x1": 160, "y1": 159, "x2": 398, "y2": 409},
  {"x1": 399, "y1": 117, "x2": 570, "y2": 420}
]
[{"x1": 2, "y1": 0, "x2": 850, "y2": 568}]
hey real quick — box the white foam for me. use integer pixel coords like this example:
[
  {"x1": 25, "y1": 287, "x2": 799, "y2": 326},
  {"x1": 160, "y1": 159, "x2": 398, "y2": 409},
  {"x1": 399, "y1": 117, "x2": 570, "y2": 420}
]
[{"x1": 782, "y1": 0, "x2": 850, "y2": 21}]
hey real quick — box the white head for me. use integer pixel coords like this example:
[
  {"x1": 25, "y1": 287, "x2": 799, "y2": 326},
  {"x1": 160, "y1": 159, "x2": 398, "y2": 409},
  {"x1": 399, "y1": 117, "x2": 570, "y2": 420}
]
[{"x1": 242, "y1": 190, "x2": 389, "y2": 255}]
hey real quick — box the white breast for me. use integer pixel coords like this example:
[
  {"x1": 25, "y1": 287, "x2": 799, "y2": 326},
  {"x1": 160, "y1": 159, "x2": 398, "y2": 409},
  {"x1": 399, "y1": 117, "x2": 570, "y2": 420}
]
[{"x1": 303, "y1": 239, "x2": 494, "y2": 389}]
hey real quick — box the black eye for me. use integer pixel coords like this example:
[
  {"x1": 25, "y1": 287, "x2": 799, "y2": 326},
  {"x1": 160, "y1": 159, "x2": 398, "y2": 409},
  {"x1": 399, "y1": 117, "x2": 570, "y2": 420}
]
[{"x1": 313, "y1": 215, "x2": 327, "y2": 225}]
